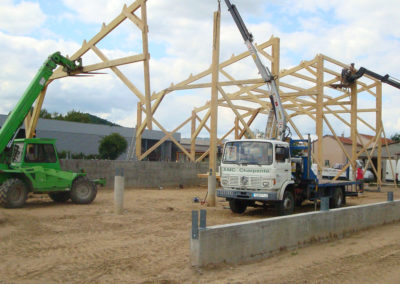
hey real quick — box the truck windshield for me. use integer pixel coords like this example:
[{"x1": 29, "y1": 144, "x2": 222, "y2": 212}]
[
  {"x1": 11, "y1": 143, "x2": 24, "y2": 163},
  {"x1": 222, "y1": 141, "x2": 273, "y2": 165}
]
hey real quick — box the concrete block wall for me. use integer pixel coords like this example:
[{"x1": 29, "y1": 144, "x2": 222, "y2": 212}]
[
  {"x1": 60, "y1": 160, "x2": 209, "y2": 188},
  {"x1": 191, "y1": 200, "x2": 400, "y2": 267}
]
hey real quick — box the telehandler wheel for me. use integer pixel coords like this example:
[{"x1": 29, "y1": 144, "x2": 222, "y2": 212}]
[
  {"x1": 0, "y1": 178, "x2": 28, "y2": 208},
  {"x1": 229, "y1": 199, "x2": 248, "y2": 214},
  {"x1": 70, "y1": 177, "x2": 97, "y2": 204},
  {"x1": 278, "y1": 190, "x2": 294, "y2": 216},
  {"x1": 48, "y1": 191, "x2": 70, "y2": 203}
]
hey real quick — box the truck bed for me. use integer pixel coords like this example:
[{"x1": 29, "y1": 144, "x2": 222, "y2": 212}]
[{"x1": 310, "y1": 179, "x2": 361, "y2": 196}]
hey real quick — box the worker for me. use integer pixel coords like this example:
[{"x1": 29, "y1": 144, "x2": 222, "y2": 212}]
[
  {"x1": 341, "y1": 63, "x2": 357, "y2": 85},
  {"x1": 356, "y1": 166, "x2": 364, "y2": 193},
  {"x1": 349, "y1": 63, "x2": 356, "y2": 74}
]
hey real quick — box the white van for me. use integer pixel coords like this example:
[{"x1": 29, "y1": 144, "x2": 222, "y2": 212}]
[{"x1": 385, "y1": 159, "x2": 400, "y2": 181}]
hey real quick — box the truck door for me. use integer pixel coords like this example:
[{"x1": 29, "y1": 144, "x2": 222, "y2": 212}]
[{"x1": 274, "y1": 145, "x2": 291, "y2": 188}]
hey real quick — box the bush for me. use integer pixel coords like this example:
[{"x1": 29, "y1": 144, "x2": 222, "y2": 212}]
[{"x1": 98, "y1": 133, "x2": 127, "y2": 160}]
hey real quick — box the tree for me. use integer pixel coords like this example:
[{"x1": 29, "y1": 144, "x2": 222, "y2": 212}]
[
  {"x1": 391, "y1": 133, "x2": 400, "y2": 143},
  {"x1": 98, "y1": 133, "x2": 127, "y2": 160},
  {"x1": 39, "y1": 109, "x2": 52, "y2": 119}
]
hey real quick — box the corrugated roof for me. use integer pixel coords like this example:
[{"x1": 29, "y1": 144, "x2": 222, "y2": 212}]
[{"x1": 0, "y1": 114, "x2": 180, "y2": 140}]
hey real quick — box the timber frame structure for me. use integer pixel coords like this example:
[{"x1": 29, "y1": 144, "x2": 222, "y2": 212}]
[{"x1": 22, "y1": 0, "x2": 394, "y2": 187}]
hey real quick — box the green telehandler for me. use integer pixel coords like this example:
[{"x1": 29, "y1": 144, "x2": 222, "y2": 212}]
[{"x1": 0, "y1": 52, "x2": 104, "y2": 208}]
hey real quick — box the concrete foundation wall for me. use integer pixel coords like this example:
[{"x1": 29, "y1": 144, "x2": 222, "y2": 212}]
[
  {"x1": 191, "y1": 200, "x2": 400, "y2": 266},
  {"x1": 60, "y1": 160, "x2": 209, "y2": 188}
]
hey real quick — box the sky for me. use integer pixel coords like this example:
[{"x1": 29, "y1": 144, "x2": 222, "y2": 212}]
[{"x1": 1, "y1": 0, "x2": 400, "y2": 139}]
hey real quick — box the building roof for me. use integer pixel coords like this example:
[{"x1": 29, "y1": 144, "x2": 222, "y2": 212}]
[
  {"x1": 313, "y1": 134, "x2": 392, "y2": 147},
  {"x1": 359, "y1": 133, "x2": 393, "y2": 145},
  {"x1": 0, "y1": 114, "x2": 180, "y2": 141},
  {"x1": 313, "y1": 135, "x2": 361, "y2": 146}
]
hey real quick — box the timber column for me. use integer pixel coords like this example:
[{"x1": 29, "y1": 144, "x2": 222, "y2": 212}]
[
  {"x1": 316, "y1": 55, "x2": 324, "y2": 178},
  {"x1": 208, "y1": 6, "x2": 221, "y2": 207},
  {"x1": 350, "y1": 81, "x2": 357, "y2": 182},
  {"x1": 136, "y1": 102, "x2": 143, "y2": 159},
  {"x1": 376, "y1": 82, "x2": 382, "y2": 187},
  {"x1": 141, "y1": 0, "x2": 152, "y2": 130}
]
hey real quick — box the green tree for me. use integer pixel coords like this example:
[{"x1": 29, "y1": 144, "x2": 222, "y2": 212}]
[
  {"x1": 64, "y1": 110, "x2": 91, "y2": 123},
  {"x1": 98, "y1": 133, "x2": 127, "y2": 160},
  {"x1": 39, "y1": 109, "x2": 52, "y2": 119},
  {"x1": 391, "y1": 133, "x2": 400, "y2": 143}
]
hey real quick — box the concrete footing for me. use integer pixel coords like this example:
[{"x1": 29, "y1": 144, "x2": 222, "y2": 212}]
[{"x1": 191, "y1": 200, "x2": 400, "y2": 267}]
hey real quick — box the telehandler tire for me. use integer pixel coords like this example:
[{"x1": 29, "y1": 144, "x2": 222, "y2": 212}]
[
  {"x1": 70, "y1": 176, "x2": 97, "y2": 204},
  {"x1": 0, "y1": 178, "x2": 28, "y2": 208},
  {"x1": 49, "y1": 191, "x2": 70, "y2": 203}
]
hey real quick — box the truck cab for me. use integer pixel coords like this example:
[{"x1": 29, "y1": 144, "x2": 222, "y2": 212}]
[{"x1": 218, "y1": 139, "x2": 294, "y2": 214}]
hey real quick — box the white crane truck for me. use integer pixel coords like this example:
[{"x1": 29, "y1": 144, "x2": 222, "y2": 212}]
[{"x1": 217, "y1": 1, "x2": 361, "y2": 215}]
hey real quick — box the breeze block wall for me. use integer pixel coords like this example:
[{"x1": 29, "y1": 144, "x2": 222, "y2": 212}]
[{"x1": 60, "y1": 159, "x2": 209, "y2": 188}]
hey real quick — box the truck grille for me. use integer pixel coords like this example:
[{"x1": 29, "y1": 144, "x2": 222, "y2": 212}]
[{"x1": 226, "y1": 175, "x2": 261, "y2": 188}]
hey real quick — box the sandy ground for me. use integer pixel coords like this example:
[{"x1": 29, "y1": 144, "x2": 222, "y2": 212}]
[{"x1": 1, "y1": 185, "x2": 400, "y2": 283}]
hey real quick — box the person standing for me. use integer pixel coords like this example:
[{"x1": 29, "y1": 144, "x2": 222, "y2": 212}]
[{"x1": 356, "y1": 166, "x2": 364, "y2": 193}]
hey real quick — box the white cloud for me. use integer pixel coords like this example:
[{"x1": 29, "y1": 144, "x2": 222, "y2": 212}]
[
  {"x1": 1, "y1": 0, "x2": 400, "y2": 138},
  {"x1": 0, "y1": 0, "x2": 46, "y2": 34},
  {"x1": 62, "y1": 0, "x2": 127, "y2": 24}
]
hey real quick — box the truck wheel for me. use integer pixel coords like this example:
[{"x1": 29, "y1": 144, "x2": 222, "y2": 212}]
[
  {"x1": 0, "y1": 178, "x2": 28, "y2": 208},
  {"x1": 330, "y1": 187, "x2": 344, "y2": 208},
  {"x1": 278, "y1": 191, "x2": 294, "y2": 216},
  {"x1": 49, "y1": 192, "x2": 70, "y2": 203},
  {"x1": 229, "y1": 199, "x2": 247, "y2": 214},
  {"x1": 70, "y1": 177, "x2": 97, "y2": 204}
]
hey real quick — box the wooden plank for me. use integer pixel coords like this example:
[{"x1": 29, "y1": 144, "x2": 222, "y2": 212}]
[
  {"x1": 91, "y1": 45, "x2": 145, "y2": 102},
  {"x1": 51, "y1": 0, "x2": 145, "y2": 79},
  {"x1": 218, "y1": 86, "x2": 255, "y2": 138},
  {"x1": 141, "y1": 0, "x2": 152, "y2": 130},
  {"x1": 316, "y1": 55, "x2": 324, "y2": 177}
]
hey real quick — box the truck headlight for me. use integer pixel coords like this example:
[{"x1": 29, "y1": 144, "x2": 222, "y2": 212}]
[
  {"x1": 221, "y1": 178, "x2": 229, "y2": 186},
  {"x1": 262, "y1": 181, "x2": 270, "y2": 187}
]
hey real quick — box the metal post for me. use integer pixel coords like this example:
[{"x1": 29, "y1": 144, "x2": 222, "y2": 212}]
[
  {"x1": 114, "y1": 168, "x2": 125, "y2": 215},
  {"x1": 191, "y1": 210, "x2": 199, "y2": 239},
  {"x1": 387, "y1": 191, "x2": 394, "y2": 202},
  {"x1": 320, "y1": 196, "x2": 329, "y2": 211},
  {"x1": 200, "y1": 209, "x2": 207, "y2": 229}
]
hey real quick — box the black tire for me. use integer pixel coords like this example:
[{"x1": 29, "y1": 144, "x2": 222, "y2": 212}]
[
  {"x1": 278, "y1": 190, "x2": 294, "y2": 216},
  {"x1": 70, "y1": 177, "x2": 97, "y2": 204},
  {"x1": 48, "y1": 191, "x2": 70, "y2": 203},
  {"x1": 330, "y1": 187, "x2": 344, "y2": 208},
  {"x1": 0, "y1": 178, "x2": 28, "y2": 209},
  {"x1": 229, "y1": 199, "x2": 248, "y2": 214}
]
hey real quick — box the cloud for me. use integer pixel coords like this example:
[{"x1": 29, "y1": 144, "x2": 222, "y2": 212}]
[
  {"x1": 1, "y1": 0, "x2": 400, "y2": 139},
  {"x1": 0, "y1": 0, "x2": 46, "y2": 34}
]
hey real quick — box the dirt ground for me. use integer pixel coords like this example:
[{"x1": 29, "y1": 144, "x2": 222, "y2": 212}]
[{"x1": 1, "y1": 185, "x2": 400, "y2": 283}]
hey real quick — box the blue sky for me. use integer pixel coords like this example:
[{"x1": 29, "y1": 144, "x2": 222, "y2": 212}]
[{"x1": 1, "y1": 0, "x2": 400, "y2": 139}]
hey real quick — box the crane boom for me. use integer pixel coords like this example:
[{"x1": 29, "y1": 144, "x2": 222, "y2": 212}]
[
  {"x1": 346, "y1": 67, "x2": 400, "y2": 89},
  {"x1": 224, "y1": 0, "x2": 287, "y2": 140},
  {"x1": 0, "y1": 52, "x2": 82, "y2": 156}
]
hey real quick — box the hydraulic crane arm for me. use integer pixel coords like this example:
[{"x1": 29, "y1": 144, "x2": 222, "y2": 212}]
[
  {"x1": 347, "y1": 67, "x2": 400, "y2": 89},
  {"x1": 224, "y1": 0, "x2": 287, "y2": 140},
  {"x1": 0, "y1": 52, "x2": 82, "y2": 156}
]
